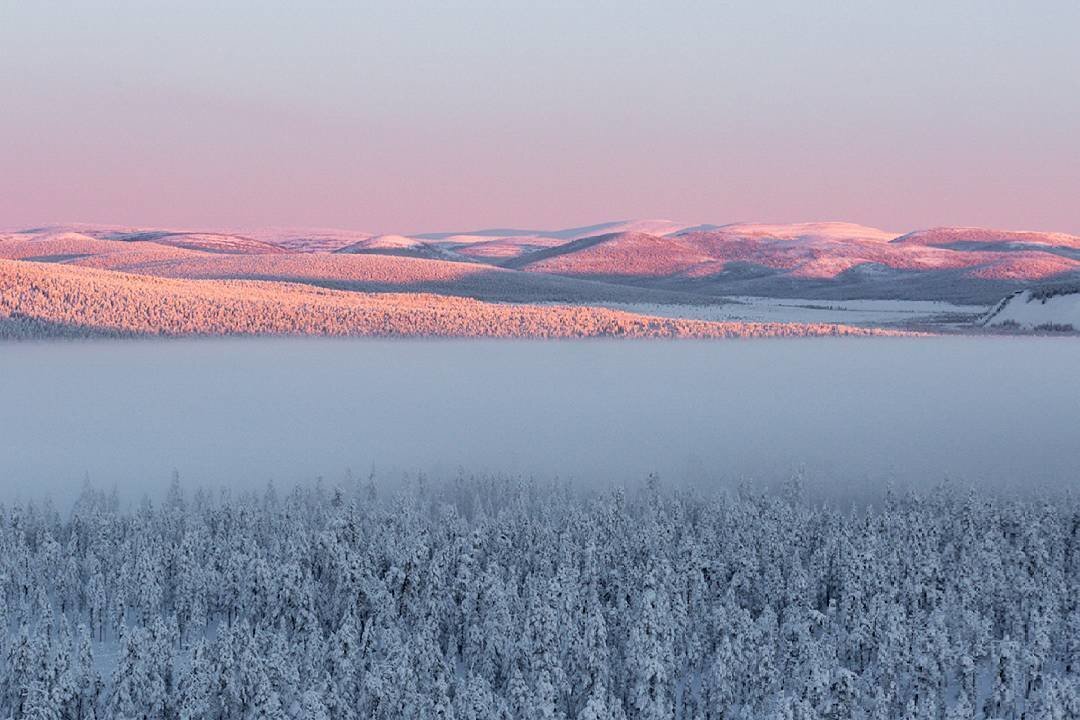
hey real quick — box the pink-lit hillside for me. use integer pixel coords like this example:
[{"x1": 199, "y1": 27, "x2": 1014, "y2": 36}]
[{"x1": 2, "y1": 219, "x2": 1078, "y2": 337}]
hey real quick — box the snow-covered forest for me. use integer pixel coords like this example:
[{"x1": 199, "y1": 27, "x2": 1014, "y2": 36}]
[
  {"x1": 2, "y1": 474, "x2": 1078, "y2": 720},
  {"x1": 0, "y1": 258, "x2": 895, "y2": 340}
]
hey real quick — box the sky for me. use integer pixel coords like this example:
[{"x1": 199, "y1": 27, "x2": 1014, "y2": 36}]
[{"x1": 2, "y1": 1, "x2": 1078, "y2": 234}]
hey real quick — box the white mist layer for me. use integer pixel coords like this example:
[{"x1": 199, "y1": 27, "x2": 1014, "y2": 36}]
[{"x1": 0, "y1": 337, "x2": 1077, "y2": 500}]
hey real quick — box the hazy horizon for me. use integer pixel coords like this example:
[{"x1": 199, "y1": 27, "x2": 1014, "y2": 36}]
[{"x1": 7, "y1": 216, "x2": 1079, "y2": 238}]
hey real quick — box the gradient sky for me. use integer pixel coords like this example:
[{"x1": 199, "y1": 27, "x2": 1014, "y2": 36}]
[{"x1": 2, "y1": 1, "x2": 1078, "y2": 234}]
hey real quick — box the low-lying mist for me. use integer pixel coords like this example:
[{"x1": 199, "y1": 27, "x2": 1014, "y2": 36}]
[{"x1": 1, "y1": 337, "x2": 1077, "y2": 501}]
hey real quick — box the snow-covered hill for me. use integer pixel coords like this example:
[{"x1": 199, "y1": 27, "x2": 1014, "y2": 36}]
[
  {"x1": 7, "y1": 220, "x2": 1080, "y2": 334},
  {"x1": 982, "y1": 286, "x2": 1080, "y2": 331}
]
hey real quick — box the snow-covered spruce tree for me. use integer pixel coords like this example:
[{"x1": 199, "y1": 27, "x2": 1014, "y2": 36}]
[{"x1": 0, "y1": 474, "x2": 1077, "y2": 719}]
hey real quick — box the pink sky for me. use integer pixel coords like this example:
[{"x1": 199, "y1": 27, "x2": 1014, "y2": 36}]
[{"x1": 2, "y1": 2, "x2": 1078, "y2": 234}]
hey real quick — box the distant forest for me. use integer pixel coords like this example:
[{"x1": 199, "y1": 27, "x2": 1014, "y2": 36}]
[
  {"x1": 1, "y1": 475, "x2": 1077, "y2": 719},
  {"x1": 0, "y1": 258, "x2": 895, "y2": 340}
]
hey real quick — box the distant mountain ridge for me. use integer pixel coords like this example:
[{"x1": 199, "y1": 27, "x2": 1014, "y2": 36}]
[
  {"x1": 4, "y1": 220, "x2": 1080, "y2": 334},
  {"x1": 457, "y1": 220, "x2": 1080, "y2": 304}
]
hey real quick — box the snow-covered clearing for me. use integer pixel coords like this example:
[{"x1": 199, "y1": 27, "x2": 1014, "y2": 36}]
[
  {"x1": 596, "y1": 297, "x2": 986, "y2": 327},
  {"x1": 983, "y1": 288, "x2": 1080, "y2": 331}
]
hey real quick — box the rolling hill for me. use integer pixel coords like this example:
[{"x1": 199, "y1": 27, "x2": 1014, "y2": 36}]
[
  {"x1": 4, "y1": 219, "x2": 1080, "y2": 337},
  {"x1": 501, "y1": 223, "x2": 1080, "y2": 304},
  {"x1": 335, "y1": 234, "x2": 454, "y2": 260},
  {"x1": 7, "y1": 238, "x2": 718, "y2": 306},
  {"x1": 892, "y1": 227, "x2": 1080, "y2": 253},
  {"x1": 0, "y1": 258, "x2": 895, "y2": 339}
]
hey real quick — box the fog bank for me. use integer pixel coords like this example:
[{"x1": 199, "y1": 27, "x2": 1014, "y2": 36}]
[{"x1": 1, "y1": 337, "x2": 1077, "y2": 500}]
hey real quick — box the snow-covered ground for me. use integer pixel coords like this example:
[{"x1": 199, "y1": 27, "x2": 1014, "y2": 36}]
[
  {"x1": 982, "y1": 288, "x2": 1080, "y2": 331},
  {"x1": 587, "y1": 296, "x2": 986, "y2": 327}
]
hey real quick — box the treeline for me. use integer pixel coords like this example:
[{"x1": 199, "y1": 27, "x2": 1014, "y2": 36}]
[{"x1": 0, "y1": 475, "x2": 1077, "y2": 719}]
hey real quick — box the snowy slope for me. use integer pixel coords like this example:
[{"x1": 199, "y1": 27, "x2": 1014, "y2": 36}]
[{"x1": 982, "y1": 287, "x2": 1080, "y2": 330}]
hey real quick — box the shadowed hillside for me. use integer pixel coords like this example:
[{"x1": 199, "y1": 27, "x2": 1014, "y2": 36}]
[{"x1": 505, "y1": 223, "x2": 1080, "y2": 304}]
